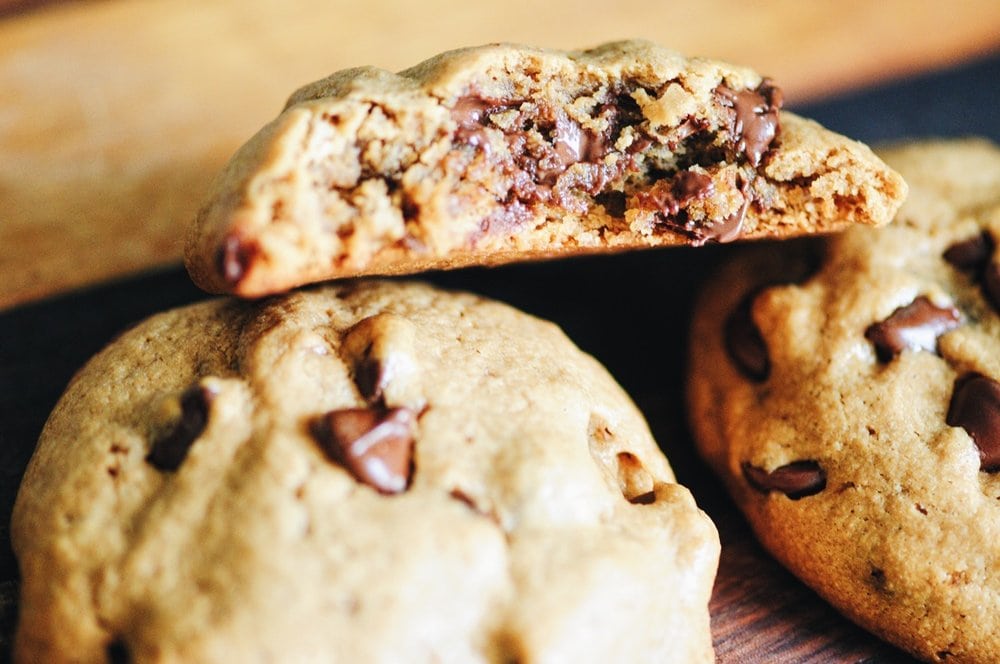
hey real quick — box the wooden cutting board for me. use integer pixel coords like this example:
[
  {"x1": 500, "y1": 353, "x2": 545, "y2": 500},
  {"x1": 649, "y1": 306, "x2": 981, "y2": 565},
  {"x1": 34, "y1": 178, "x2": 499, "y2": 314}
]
[{"x1": 2, "y1": 0, "x2": 1000, "y2": 310}]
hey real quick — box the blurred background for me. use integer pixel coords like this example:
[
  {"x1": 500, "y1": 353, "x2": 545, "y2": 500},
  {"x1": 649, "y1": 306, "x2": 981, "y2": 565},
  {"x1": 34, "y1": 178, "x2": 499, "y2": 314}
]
[{"x1": 2, "y1": 0, "x2": 1000, "y2": 309}]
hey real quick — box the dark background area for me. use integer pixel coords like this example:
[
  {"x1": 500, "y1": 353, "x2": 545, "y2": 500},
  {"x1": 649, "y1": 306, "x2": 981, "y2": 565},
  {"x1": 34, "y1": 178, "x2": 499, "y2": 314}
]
[{"x1": 1, "y1": 52, "x2": 998, "y2": 662}]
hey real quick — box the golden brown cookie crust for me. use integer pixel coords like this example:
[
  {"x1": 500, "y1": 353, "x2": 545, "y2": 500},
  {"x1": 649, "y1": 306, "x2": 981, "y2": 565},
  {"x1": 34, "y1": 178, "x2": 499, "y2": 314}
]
[
  {"x1": 688, "y1": 138, "x2": 1000, "y2": 663},
  {"x1": 14, "y1": 280, "x2": 718, "y2": 663},
  {"x1": 185, "y1": 40, "x2": 906, "y2": 297}
]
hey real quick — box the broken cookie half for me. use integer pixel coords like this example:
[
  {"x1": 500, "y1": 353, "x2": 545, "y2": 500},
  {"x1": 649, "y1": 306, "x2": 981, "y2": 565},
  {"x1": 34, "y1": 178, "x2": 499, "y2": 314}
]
[{"x1": 186, "y1": 39, "x2": 907, "y2": 297}]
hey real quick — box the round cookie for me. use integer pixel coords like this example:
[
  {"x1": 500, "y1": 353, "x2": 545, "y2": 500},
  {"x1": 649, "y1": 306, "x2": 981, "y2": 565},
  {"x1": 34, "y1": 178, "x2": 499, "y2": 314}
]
[
  {"x1": 13, "y1": 280, "x2": 719, "y2": 663},
  {"x1": 687, "y1": 138, "x2": 1000, "y2": 663}
]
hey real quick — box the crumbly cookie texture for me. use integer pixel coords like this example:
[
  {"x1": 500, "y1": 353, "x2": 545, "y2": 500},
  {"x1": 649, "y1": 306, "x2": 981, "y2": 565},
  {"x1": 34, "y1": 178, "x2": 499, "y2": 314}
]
[
  {"x1": 185, "y1": 40, "x2": 906, "y2": 297},
  {"x1": 687, "y1": 138, "x2": 1000, "y2": 663},
  {"x1": 13, "y1": 281, "x2": 719, "y2": 663}
]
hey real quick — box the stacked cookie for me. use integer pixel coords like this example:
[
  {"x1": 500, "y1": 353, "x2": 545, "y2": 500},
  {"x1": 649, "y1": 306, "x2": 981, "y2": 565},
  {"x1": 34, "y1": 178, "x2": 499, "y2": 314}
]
[{"x1": 12, "y1": 41, "x2": 909, "y2": 662}]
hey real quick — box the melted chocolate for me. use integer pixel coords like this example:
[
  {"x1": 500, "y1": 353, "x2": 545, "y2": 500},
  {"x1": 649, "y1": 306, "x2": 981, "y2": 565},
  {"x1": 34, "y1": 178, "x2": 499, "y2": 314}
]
[
  {"x1": 634, "y1": 170, "x2": 714, "y2": 218},
  {"x1": 864, "y1": 296, "x2": 961, "y2": 362},
  {"x1": 717, "y1": 79, "x2": 783, "y2": 167},
  {"x1": 449, "y1": 78, "x2": 782, "y2": 242},
  {"x1": 946, "y1": 373, "x2": 1000, "y2": 472},
  {"x1": 704, "y1": 197, "x2": 749, "y2": 244},
  {"x1": 311, "y1": 407, "x2": 416, "y2": 493}
]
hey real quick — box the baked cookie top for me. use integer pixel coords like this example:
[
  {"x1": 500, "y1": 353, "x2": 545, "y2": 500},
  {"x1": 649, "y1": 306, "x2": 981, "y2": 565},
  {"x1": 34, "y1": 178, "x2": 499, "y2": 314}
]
[
  {"x1": 185, "y1": 40, "x2": 906, "y2": 296},
  {"x1": 687, "y1": 138, "x2": 1000, "y2": 663},
  {"x1": 13, "y1": 281, "x2": 718, "y2": 663}
]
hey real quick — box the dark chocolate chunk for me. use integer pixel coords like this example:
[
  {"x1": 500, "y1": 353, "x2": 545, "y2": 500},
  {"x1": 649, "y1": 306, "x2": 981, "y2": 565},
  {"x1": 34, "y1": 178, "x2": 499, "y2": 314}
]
[
  {"x1": 451, "y1": 95, "x2": 519, "y2": 149},
  {"x1": 946, "y1": 373, "x2": 1000, "y2": 472},
  {"x1": 943, "y1": 232, "x2": 993, "y2": 272},
  {"x1": 717, "y1": 79, "x2": 783, "y2": 167},
  {"x1": 146, "y1": 385, "x2": 215, "y2": 472},
  {"x1": 671, "y1": 170, "x2": 715, "y2": 202},
  {"x1": 627, "y1": 490, "x2": 656, "y2": 505},
  {"x1": 983, "y1": 263, "x2": 1000, "y2": 313},
  {"x1": 551, "y1": 111, "x2": 585, "y2": 168},
  {"x1": 641, "y1": 171, "x2": 750, "y2": 245},
  {"x1": 864, "y1": 296, "x2": 961, "y2": 362},
  {"x1": 596, "y1": 92, "x2": 644, "y2": 153},
  {"x1": 216, "y1": 235, "x2": 258, "y2": 285},
  {"x1": 594, "y1": 190, "x2": 626, "y2": 218},
  {"x1": 635, "y1": 169, "x2": 714, "y2": 218},
  {"x1": 451, "y1": 95, "x2": 494, "y2": 128},
  {"x1": 942, "y1": 232, "x2": 1000, "y2": 313},
  {"x1": 703, "y1": 198, "x2": 749, "y2": 243},
  {"x1": 724, "y1": 290, "x2": 770, "y2": 382},
  {"x1": 354, "y1": 352, "x2": 384, "y2": 403},
  {"x1": 741, "y1": 460, "x2": 826, "y2": 499},
  {"x1": 311, "y1": 407, "x2": 416, "y2": 493},
  {"x1": 106, "y1": 639, "x2": 131, "y2": 664}
]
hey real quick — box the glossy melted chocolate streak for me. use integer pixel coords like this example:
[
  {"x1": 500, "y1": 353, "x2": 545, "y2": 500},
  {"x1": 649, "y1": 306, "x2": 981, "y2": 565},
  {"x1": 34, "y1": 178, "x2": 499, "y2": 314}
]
[{"x1": 451, "y1": 79, "x2": 782, "y2": 243}]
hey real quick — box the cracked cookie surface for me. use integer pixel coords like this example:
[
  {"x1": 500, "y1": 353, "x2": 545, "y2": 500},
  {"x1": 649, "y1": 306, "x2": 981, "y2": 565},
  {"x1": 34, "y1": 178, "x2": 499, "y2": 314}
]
[
  {"x1": 687, "y1": 138, "x2": 1000, "y2": 663},
  {"x1": 13, "y1": 281, "x2": 718, "y2": 663},
  {"x1": 185, "y1": 40, "x2": 906, "y2": 297}
]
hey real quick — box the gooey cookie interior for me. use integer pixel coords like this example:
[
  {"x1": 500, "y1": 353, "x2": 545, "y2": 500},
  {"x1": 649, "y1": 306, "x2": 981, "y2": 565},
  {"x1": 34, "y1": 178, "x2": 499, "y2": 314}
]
[{"x1": 185, "y1": 40, "x2": 906, "y2": 297}]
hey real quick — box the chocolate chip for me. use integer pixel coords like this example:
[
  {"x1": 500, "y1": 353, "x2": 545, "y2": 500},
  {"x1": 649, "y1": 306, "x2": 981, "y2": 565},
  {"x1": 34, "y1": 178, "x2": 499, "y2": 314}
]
[
  {"x1": 146, "y1": 385, "x2": 215, "y2": 472},
  {"x1": 724, "y1": 290, "x2": 770, "y2": 382},
  {"x1": 106, "y1": 638, "x2": 131, "y2": 664},
  {"x1": 635, "y1": 169, "x2": 715, "y2": 219},
  {"x1": 741, "y1": 460, "x2": 826, "y2": 499},
  {"x1": 594, "y1": 190, "x2": 626, "y2": 218},
  {"x1": 717, "y1": 79, "x2": 783, "y2": 167},
  {"x1": 983, "y1": 263, "x2": 1000, "y2": 313},
  {"x1": 628, "y1": 490, "x2": 656, "y2": 505},
  {"x1": 944, "y1": 232, "x2": 993, "y2": 272},
  {"x1": 215, "y1": 235, "x2": 258, "y2": 285},
  {"x1": 703, "y1": 198, "x2": 749, "y2": 243},
  {"x1": 672, "y1": 170, "x2": 715, "y2": 202},
  {"x1": 869, "y1": 567, "x2": 888, "y2": 592},
  {"x1": 864, "y1": 296, "x2": 961, "y2": 362},
  {"x1": 354, "y1": 353, "x2": 384, "y2": 403},
  {"x1": 941, "y1": 232, "x2": 1000, "y2": 313},
  {"x1": 311, "y1": 407, "x2": 416, "y2": 493},
  {"x1": 946, "y1": 373, "x2": 1000, "y2": 472},
  {"x1": 451, "y1": 95, "x2": 494, "y2": 128}
]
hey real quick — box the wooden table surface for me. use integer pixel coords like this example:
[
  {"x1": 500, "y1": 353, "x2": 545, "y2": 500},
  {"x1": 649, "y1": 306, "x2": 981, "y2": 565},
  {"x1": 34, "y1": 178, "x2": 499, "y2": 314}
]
[{"x1": 3, "y1": 1, "x2": 1000, "y2": 661}]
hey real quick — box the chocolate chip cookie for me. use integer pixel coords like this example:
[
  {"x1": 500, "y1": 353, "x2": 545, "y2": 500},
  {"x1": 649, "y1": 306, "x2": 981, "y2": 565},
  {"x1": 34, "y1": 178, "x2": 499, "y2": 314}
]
[
  {"x1": 13, "y1": 281, "x2": 719, "y2": 663},
  {"x1": 687, "y1": 138, "x2": 1000, "y2": 663},
  {"x1": 185, "y1": 40, "x2": 906, "y2": 297}
]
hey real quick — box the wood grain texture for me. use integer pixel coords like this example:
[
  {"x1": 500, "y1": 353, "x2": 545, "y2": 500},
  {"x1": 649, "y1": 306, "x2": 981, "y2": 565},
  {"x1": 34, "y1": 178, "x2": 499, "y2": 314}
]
[{"x1": 1, "y1": 0, "x2": 999, "y2": 309}]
